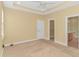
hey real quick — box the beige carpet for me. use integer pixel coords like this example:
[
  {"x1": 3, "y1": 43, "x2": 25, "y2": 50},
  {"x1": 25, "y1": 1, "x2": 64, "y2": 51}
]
[{"x1": 3, "y1": 39, "x2": 79, "y2": 57}]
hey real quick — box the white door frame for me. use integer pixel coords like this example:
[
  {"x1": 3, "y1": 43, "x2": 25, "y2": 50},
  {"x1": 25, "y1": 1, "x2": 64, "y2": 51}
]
[
  {"x1": 48, "y1": 18, "x2": 55, "y2": 41},
  {"x1": 1, "y1": 8, "x2": 4, "y2": 56},
  {"x1": 65, "y1": 14, "x2": 79, "y2": 47}
]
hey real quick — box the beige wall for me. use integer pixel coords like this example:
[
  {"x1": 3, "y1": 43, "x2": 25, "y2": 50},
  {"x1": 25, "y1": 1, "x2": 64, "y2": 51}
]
[
  {"x1": 3, "y1": 4, "x2": 79, "y2": 47},
  {"x1": 0, "y1": 2, "x2": 3, "y2": 56},
  {"x1": 4, "y1": 7, "x2": 43, "y2": 44},
  {"x1": 44, "y1": 5, "x2": 79, "y2": 46}
]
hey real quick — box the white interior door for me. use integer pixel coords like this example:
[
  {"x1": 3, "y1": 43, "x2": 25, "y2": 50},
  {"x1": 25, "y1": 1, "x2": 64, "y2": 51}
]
[{"x1": 37, "y1": 20, "x2": 44, "y2": 39}]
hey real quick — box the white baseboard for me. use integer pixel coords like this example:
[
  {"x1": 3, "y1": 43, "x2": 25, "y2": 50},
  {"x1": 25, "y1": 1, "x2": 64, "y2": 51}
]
[
  {"x1": 55, "y1": 40, "x2": 67, "y2": 47},
  {"x1": 5, "y1": 39, "x2": 37, "y2": 47},
  {"x1": 1, "y1": 48, "x2": 4, "y2": 57},
  {"x1": 5, "y1": 38, "x2": 68, "y2": 47}
]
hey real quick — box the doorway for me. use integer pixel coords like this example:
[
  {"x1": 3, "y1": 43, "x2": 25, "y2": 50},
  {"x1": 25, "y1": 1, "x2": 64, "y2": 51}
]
[
  {"x1": 37, "y1": 20, "x2": 44, "y2": 39},
  {"x1": 48, "y1": 19, "x2": 54, "y2": 41},
  {"x1": 67, "y1": 16, "x2": 79, "y2": 48}
]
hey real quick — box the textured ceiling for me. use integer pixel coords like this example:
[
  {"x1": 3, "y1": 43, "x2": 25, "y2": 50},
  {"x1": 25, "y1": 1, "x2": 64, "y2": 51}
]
[
  {"x1": 3, "y1": 1, "x2": 79, "y2": 15},
  {"x1": 15, "y1": 1, "x2": 63, "y2": 11},
  {"x1": 3, "y1": 1, "x2": 64, "y2": 11}
]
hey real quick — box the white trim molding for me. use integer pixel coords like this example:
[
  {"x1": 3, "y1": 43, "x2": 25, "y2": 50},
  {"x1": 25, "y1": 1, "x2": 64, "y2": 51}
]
[
  {"x1": 5, "y1": 39, "x2": 37, "y2": 47},
  {"x1": 55, "y1": 40, "x2": 67, "y2": 46},
  {"x1": 48, "y1": 18, "x2": 55, "y2": 41},
  {"x1": 1, "y1": 8, "x2": 4, "y2": 57},
  {"x1": 3, "y1": 1, "x2": 79, "y2": 15},
  {"x1": 4, "y1": 5, "x2": 43, "y2": 15},
  {"x1": 44, "y1": 2, "x2": 79, "y2": 15}
]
